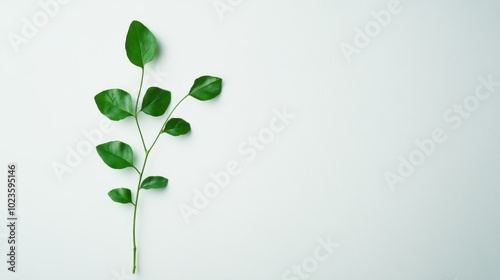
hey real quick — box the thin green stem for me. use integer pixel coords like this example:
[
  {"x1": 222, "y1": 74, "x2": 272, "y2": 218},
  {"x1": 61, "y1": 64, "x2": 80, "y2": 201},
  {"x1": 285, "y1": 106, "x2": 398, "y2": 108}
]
[
  {"x1": 133, "y1": 166, "x2": 140, "y2": 175},
  {"x1": 134, "y1": 68, "x2": 147, "y2": 152},
  {"x1": 131, "y1": 67, "x2": 148, "y2": 274},
  {"x1": 132, "y1": 150, "x2": 149, "y2": 274},
  {"x1": 130, "y1": 78, "x2": 190, "y2": 274}
]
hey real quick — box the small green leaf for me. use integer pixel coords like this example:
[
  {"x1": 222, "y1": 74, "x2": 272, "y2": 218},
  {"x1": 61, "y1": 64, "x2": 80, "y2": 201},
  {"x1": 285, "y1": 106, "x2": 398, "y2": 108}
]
[
  {"x1": 108, "y1": 188, "x2": 133, "y2": 204},
  {"x1": 163, "y1": 118, "x2": 191, "y2": 136},
  {"x1": 125, "y1": 20, "x2": 158, "y2": 68},
  {"x1": 141, "y1": 176, "x2": 168, "y2": 190},
  {"x1": 141, "y1": 87, "x2": 171, "y2": 116},
  {"x1": 94, "y1": 89, "x2": 134, "y2": 121},
  {"x1": 96, "y1": 141, "x2": 135, "y2": 169},
  {"x1": 188, "y1": 76, "x2": 222, "y2": 101}
]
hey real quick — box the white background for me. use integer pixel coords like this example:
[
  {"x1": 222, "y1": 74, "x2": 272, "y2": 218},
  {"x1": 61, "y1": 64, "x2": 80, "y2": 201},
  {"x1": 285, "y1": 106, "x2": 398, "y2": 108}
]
[{"x1": 1, "y1": 0, "x2": 500, "y2": 279}]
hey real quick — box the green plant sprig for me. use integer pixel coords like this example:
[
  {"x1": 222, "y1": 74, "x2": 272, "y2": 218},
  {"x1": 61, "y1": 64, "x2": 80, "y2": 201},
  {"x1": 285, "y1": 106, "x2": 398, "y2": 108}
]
[{"x1": 94, "y1": 20, "x2": 223, "y2": 274}]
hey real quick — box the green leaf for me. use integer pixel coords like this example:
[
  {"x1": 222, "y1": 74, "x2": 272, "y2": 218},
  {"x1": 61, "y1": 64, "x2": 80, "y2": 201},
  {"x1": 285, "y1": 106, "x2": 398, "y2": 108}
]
[
  {"x1": 141, "y1": 176, "x2": 168, "y2": 190},
  {"x1": 94, "y1": 89, "x2": 134, "y2": 121},
  {"x1": 125, "y1": 20, "x2": 158, "y2": 68},
  {"x1": 141, "y1": 87, "x2": 171, "y2": 116},
  {"x1": 108, "y1": 188, "x2": 133, "y2": 204},
  {"x1": 188, "y1": 76, "x2": 222, "y2": 101},
  {"x1": 96, "y1": 141, "x2": 135, "y2": 169},
  {"x1": 163, "y1": 118, "x2": 191, "y2": 136}
]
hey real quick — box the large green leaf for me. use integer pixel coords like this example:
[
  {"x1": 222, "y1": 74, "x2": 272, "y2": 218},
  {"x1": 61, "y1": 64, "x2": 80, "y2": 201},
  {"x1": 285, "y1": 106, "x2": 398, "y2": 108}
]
[
  {"x1": 141, "y1": 176, "x2": 168, "y2": 190},
  {"x1": 96, "y1": 141, "x2": 135, "y2": 169},
  {"x1": 94, "y1": 89, "x2": 134, "y2": 121},
  {"x1": 141, "y1": 87, "x2": 171, "y2": 116},
  {"x1": 125, "y1": 20, "x2": 158, "y2": 68},
  {"x1": 108, "y1": 188, "x2": 133, "y2": 204},
  {"x1": 163, "y1": 118, "x2": 191, "y2": 136},
  {"x1": 188, "y1": 76, "x2": 222, "y2": 101}
]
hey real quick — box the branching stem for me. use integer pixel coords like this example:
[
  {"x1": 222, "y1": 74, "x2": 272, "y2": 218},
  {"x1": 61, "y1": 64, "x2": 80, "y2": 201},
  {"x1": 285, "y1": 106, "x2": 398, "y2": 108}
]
[{"x1": 130, "y1": 70, "x2": 190, "y2": 274}]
